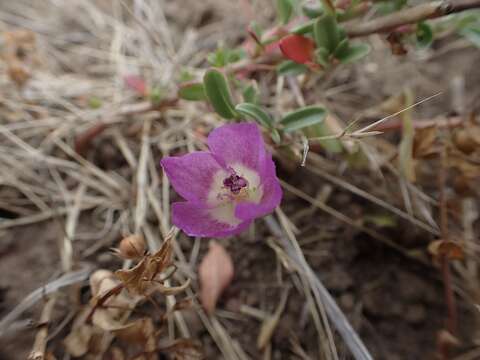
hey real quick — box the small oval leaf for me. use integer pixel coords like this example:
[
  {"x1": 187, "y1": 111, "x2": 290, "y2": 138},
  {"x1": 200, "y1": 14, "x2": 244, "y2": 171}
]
[
  {"x1": 313, "y1": 13, "x2": 340, "y2": 53},
  {"x1": 235, "y1": 103, "x2": 274, "y2": 128},
  {"x1": 333, "y1": 38, "x2": 350, "y2": 58},
  {"x1": 178, "y1": 82, "x2": 206, "y2": 101},
  {"x1": 271, "y1": 128, "x2": 282, "y2": 144},
  {"x1": 276, "y1": 60, "x2": 308, "y2": 76},
  {"x1": 277, "y1": 0, "x2": 295, "y2": 24},
  {"x1": 291, "y1": 19, "x2": 315, "y2": 35},
  {"x1": 242, "y1": 82, "x2": 259, "y2": 104},
  {"x1": 314, "y1": 47, "x2": 330, "y2": 67},
  {"x1": 302, "y1": 3, "x2": 323, "y2": 18},
  {"x1": 336, "y1": 43, "x2": 371, "y2": 64},
  {"x1": 280, "y1": 106, "x2": 327, "y2": 132},
  {"x1": 460, "y1": 24, "x2": 480, "y2": 48},
  {"x1": 416, "y1": 21, "x2": 433, "y2": 48},
  {"x1": 203, "y1": 69, "x2": 238, "y2": 119}
]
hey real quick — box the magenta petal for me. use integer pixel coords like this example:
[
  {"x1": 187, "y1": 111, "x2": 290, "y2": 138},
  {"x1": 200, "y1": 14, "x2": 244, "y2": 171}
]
[
  {"x1": 172, "y1": 202, "x2": 251, "y2": 238},
  {"x1": 207, "y1": 123, "x2": 267, "y2": 173},
  {"x1": 235, "y1": 177, "x2": 282, "y2": 221},
  {"x1": 161, "y1": 152, "x2": 223, "y2": 204}
]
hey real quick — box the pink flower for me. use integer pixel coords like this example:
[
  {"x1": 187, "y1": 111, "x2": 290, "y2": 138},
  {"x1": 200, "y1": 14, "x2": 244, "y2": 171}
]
[{"x1": 161, "y1": 123, "x2": 282, "y2": 238}]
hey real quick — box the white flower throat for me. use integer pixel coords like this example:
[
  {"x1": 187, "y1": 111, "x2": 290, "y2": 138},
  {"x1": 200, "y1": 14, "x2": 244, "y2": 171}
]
[{"x1": 207, "y1": 163, "x2": 263, "y2": 226}]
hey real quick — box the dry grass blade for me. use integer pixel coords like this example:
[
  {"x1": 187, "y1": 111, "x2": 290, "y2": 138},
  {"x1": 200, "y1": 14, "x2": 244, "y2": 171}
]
[
  {"x1": 0, "y1": 266, "x2": 92, "y2": 336},
  {"x1": 264, "y1": 214, "x2": 373, "y2": 360},
  {"x1": 28, "y1": 296, "x2": 57, "y2": 360},
  {"x1": 257, "y1": 287, "x2": 290, "y2": 350},
  {"x1": 306, "y1": 152, "x2": 440, "y2": 236}
]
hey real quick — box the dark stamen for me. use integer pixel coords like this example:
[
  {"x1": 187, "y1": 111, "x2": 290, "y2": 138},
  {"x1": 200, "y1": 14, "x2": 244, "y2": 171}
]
[{"x1": 223, "y1": 173, "x2": 248, "y2": 194}]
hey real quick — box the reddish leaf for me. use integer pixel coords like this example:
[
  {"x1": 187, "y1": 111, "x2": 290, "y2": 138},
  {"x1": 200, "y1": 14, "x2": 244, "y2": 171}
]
[
  {"x1": 198, "y1": 241, "x2": 234, "y2": 314},
  {"x1": 124, "y1": 74, "x2": 147, "y2": 96},
  {"x1": 279, "y1": 34, "x2": 315, "y2": 64}
]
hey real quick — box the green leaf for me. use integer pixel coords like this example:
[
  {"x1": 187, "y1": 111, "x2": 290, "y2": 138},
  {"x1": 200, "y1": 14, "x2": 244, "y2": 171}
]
[
  {"x1": 416, "y1": 22, "x2": 433, "y2": 48},
  {"x1": 207, "y1": 47, "x2": 245, "y2": 67},
  {"x1": 242, "y1": 82, "x2": 259, "y2": 104},
  {"x1": 314, "y1": 47, "x2": 330, "y2": 67},
  {"x1": 460, "y1": 24, "x2": 480, "y2": 48},
  {"x1": 313, "y1": 13, "x2": 340, "y2": 53},
  {"x1": 149, "y1": 87, "x2": 163, "y2": 105},
  {"x1": 178, "y1": 68, "x2": 195, "y2": 82},
  {"x1": 333, "y1": 38, "x2": 350, "y2": 58},
  {"x1": 455, "y1": 12, "x2": 480, "y2": 30},
  {"x1": 271, "y1": 128, "x2": 282, "y2": 144},
  {"x1": 291, "y1": 19, "x2": 315, "y2": 35},
  {"x1": 336, "y1": 43, "x2": 370, "y2": 64},
  {"x1": 203, "y1": 69, "x2": 238, "y2": 119},
  {"x1": 302, "y1": 3, "x2": 323, "y2": 18},
  {"x1": 280, "y1": 106, "x2": 327, "y2": 132},
  {"x1": 88, "y1": 96, "x2": 102, "y2": 109},
  {"x1": 276, "y1": 60, "x2": 308, "y2": 76},
  {"x1": 277, "y1": 0, "x2": 295, "y2": 24},
  {"x1": 338, "y1": 27, "x2": 348, "y2": 42},
  {"x1": 236, "y1": 102, "x2": 274, "y2": 128},
  {"x1": 375, "y1": 0, "x2": 407, "y2": 15},
  {"x1": 178, "y1": 82, "x2": 206, "y2": 101},
  {"x1": 248, "y1": 21, "x2": 263, "y2": 40}
]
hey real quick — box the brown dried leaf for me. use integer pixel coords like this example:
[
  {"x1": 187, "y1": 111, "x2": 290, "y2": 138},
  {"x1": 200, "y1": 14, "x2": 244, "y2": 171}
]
[
  {"x1": 114, "y1": 318, "x2": 156, "y2": 355},
  {"x1": 64, "y1": 322, "x2": 94, "y2": 357},
  {"x1": 428, "y1": 240, "x2": 464, "y2": 261},
  {"x1": 413, "y1": 126, "x2": 438, "y2": 158},
  {"x1": 453, "y1": 126, "x2": 480, "y2": 155},
  {"x1": 115, "y1": 237, "x2": 173, "y2": 295},
  {"x1": 89, "y1": 269, "x2": 115, "y2": 296},
  {"x1": 2, "y1": 30, "x2": 38, "y2": 86},
  {"x1": 159, "y1": 339, "x2": 204, "y2": 360},
  {"x1": 155, "y1": 278, "x2": 191, "y2": 296},
  {"x1": 449, "y1": 154, "x2": 480, "y2": 179},
  {"x1": 91, "y1": 277, "x2": 135, "y2": 331},
  {"x1": 64, "y1": 308, "x2": 106, "y2": 358},
  {"x1": 198, "y1": 241, "x2": 234, "y2": 314},
  {"x1": 92, "y1": 307, "x2": 129, "y2": 331},
  {"x1": 109, "y1": 347, "x2": 126, "y2": 360}
]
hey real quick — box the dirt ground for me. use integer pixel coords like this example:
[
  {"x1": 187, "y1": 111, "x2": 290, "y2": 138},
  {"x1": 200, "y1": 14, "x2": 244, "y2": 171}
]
[{"x1": 0, "y1": 1, "x2": 480, "y2": 360}]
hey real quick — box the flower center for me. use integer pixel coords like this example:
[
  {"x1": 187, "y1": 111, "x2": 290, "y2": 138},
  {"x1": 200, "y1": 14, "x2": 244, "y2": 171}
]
[{"x1": 223, "y1": 172, "x2": 248, "y2": 195}]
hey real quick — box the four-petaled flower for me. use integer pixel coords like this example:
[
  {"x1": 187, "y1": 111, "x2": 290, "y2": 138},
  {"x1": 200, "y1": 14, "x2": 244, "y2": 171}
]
[{"x1": 161, "y1": 123, "x2": 282, "y2": 237}]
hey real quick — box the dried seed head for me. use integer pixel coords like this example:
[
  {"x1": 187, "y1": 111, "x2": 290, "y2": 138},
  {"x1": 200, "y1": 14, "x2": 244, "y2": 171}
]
[
  {"x1": 116, "y1": 235, "x2": 145, "y2": 260},
  {"x1": 89, "y1": 269, "x2": 115, "y2": 296}
]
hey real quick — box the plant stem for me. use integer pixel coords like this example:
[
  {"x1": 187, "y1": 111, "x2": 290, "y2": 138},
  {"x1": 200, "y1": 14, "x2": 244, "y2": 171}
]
[
  {"x1": 345, "y1": 0, "x2": 480, "y2": 37},
  {"x1": 437, "y1": 141, "x2": 458, "y2": 359}
]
